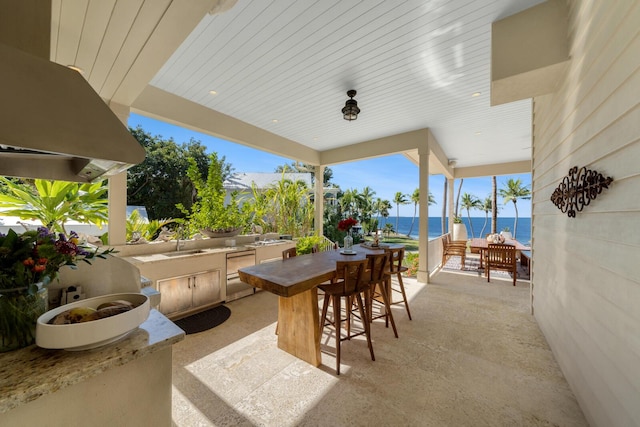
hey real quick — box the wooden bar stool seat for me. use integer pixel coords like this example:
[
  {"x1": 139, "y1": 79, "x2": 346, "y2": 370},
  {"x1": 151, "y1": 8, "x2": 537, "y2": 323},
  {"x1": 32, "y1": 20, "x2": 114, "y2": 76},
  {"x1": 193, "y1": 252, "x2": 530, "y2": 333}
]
[
  {"x1": 319, "y1": 259, "x2": 374, "y2": 375},
  {"x1": 383, "y1": 247, "x2": 412, "y2": 320},
  {"x1": 364, "y1": 252, "x2": 398, "y2": 338}
]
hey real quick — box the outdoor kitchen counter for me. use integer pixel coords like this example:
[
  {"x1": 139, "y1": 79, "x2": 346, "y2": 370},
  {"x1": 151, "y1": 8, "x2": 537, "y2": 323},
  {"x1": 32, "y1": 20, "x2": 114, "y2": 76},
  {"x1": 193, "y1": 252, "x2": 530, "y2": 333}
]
[{"x1": 0, "y1": 309, "x2": 184, "y2": 424}]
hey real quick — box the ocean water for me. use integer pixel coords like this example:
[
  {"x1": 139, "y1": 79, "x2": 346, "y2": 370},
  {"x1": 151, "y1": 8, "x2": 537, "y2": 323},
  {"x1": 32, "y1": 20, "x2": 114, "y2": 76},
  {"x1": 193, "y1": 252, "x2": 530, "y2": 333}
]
[{"x1": 377, "y1": 216, "x2": 532, "y2": 245}]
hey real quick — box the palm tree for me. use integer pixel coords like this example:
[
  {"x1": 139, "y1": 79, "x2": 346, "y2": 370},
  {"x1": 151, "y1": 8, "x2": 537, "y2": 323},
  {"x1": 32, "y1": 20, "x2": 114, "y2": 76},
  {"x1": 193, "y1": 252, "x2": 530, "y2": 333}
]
[
  {"x1": 460, "y1": 193, "x2": 481, "y2": 238},
  {"x1": 454, "y1": 178, "x2": 464, "y2": 218},
  {"x1": 479, "y1": 196, "x2": 492, "y2": 237},
  {"x1": 491, "y1": 176, "x2": 497, "y2": 234},
  {"x1": 383, "y1": 223, "x2": 395, "y2": 238},
  {"x1": 393, "y1": 192, "x2": 408, "y2": 235},
  {"x1": 406, "y1": 188, "x2": 436, "y2": 237},
  {"x1": 498, "y1": 178, "x2": 531, "y2": 239},
  {"x1": 441, "y1": 180, "x2": 447, "y2": 235},
  {"x1": 379, "y1": 199, "x2": 391, "y2": 226},
  {"x1": 358, "y1": 186, "x2": 376, "y2": 234},
  {"x1": 339, "y1": 189, "x2": 358, "y2": 219}
]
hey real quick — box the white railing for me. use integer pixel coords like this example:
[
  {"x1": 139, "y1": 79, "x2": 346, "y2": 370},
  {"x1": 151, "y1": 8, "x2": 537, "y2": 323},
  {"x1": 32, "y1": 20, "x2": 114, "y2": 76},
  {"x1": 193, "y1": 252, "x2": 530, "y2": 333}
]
[{"x1": 318, "y1": 235, "x2": 339, "y2": 252}]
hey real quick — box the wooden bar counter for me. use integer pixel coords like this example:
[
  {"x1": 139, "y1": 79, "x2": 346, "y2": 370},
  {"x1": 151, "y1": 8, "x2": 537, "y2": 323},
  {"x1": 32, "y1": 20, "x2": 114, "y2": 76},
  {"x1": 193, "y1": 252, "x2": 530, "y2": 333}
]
[{"x1": 238, "y1": 244, "x2": 401, "y2": 366}]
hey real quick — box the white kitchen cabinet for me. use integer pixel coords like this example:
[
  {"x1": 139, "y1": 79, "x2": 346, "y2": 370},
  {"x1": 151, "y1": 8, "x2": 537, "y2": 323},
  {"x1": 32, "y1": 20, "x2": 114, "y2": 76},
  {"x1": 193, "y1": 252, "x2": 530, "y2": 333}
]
[{"x1": 158, "y1": 269, "x2": 222, "y2": 318}]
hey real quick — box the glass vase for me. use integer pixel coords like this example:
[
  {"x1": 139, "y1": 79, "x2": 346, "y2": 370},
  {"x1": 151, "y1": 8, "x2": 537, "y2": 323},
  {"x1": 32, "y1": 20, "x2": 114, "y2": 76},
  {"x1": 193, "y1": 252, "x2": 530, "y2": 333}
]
[
  {"x1": 0, "y1": 283, "x2": 48, "y2": 352},
  {"x1": 344, "y1": 230, "x2": 354, "y2": 252}
]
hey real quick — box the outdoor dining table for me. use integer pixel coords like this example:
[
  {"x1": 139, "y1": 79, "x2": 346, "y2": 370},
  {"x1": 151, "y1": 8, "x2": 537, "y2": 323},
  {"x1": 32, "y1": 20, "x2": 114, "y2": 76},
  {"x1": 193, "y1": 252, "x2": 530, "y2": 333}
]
[
  {"x1": 238, "y1": 243, "x2": 404, "y2": 366},
  {"x1": 469, "y1": 238, "x2": 530, "y2": 268}
]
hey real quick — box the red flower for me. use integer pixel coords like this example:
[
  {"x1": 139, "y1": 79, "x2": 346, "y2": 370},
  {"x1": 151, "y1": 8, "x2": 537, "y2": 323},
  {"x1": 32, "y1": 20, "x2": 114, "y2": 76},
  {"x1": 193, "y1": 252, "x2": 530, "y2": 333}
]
[{"x1": 338, "y1": 217, "x2": 357, "y2": 232}]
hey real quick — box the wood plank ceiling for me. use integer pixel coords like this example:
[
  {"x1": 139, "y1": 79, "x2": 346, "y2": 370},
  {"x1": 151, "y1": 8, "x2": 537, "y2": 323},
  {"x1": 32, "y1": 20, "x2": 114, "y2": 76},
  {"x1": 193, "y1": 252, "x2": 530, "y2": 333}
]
[{"x1": 49, "y1": 0, "x2": 545, "y2": 170}]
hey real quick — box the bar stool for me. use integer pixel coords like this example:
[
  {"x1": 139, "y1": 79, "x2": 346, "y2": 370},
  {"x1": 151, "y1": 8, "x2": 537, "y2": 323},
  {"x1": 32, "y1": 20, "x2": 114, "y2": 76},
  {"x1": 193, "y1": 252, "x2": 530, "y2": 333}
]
[
  {"x1": 384, "y1": 247, "x2": 412, "y2": 320},
  {"x1": 365, "y1": 252, "x2": 398, "y2": 338},
  {"x1": 319, "y1": 259, "x2": 374, "y2": 375}
]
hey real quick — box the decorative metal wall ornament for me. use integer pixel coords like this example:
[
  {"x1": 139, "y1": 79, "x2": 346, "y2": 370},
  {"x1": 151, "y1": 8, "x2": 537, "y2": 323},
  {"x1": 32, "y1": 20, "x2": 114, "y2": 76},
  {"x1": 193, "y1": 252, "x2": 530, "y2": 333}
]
[{"x1": 550, "y1": 166, "x2": 613, "y2": 217}]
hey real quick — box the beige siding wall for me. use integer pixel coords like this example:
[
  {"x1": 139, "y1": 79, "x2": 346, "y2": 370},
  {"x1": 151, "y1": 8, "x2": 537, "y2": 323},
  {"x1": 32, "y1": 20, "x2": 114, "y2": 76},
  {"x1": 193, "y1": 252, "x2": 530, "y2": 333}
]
[{"x1": 531, "y1": 1, "x2": 640, "y2": 426}]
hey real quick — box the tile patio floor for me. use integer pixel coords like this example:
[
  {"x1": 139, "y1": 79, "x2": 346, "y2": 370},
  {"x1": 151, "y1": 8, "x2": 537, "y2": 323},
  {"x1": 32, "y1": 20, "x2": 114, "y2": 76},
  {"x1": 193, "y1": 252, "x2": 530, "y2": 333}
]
[{"x1": 170, "y1": 270, "x2": 587, "y2": 426}]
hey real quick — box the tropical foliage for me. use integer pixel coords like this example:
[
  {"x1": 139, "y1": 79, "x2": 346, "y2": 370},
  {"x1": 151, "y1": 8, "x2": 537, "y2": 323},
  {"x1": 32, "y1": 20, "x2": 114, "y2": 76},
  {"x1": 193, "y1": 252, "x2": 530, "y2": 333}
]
[
  {"x1": 0, "y1": 178, "x2": 108, "y2": 234},
  {"x1": 295, "y1": 234, "x2": 324, "y2": 255},
  {"x1": 126, "y1": 209, "x2": 175, "y2": 242},
  {"x1": 178, "y1": 153, "x2": 246, "y2": 236},
  {"x1": 242, "y1": 170, "x2": 314, "y2": 237},
  {"x1": 127, "y1": 126, "x2": 226, "y2": 221}
]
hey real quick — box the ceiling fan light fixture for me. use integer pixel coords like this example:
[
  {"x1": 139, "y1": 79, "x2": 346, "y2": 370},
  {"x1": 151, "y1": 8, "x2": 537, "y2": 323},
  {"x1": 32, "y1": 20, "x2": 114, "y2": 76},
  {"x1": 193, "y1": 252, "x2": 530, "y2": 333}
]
[{"x1": 342, "y1": 89, "x2": 360, "y2": 121}]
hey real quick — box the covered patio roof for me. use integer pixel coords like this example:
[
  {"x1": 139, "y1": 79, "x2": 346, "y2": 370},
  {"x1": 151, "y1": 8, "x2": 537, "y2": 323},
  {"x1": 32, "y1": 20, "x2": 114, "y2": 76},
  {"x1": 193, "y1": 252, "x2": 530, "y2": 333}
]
[{"x1": 42, "y1": 0, "x2": 546, "y2": 177}]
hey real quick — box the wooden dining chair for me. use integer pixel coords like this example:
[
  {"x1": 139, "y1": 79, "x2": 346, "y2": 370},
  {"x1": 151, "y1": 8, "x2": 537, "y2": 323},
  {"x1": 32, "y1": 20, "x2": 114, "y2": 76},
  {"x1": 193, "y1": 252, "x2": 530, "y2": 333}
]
[
  {"x1": 441, "y1": 234, "x2": 467, "y2": 269},
  {"x1": 365, "y1": 252, "x2": 398, "y2": 338},
  {"x1": 282, "y1": 247, "x2": 297, "y2": 259},
  {"x1": 319, "y1": 259, "x2": 374, "y2": 375},
  {"x1": 384, "y1": 247, "x2": 412, "y2": 320},
  {"x1": 485, "y1": 243, "x2": 518, "y2": 286}
]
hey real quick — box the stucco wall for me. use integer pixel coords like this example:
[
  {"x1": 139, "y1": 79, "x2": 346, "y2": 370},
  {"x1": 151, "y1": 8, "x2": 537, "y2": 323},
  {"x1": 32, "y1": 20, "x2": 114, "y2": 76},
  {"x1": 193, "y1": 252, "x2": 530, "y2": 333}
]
[{"x1": 531, "y1": 1, "x2": 640, "y2": 426}]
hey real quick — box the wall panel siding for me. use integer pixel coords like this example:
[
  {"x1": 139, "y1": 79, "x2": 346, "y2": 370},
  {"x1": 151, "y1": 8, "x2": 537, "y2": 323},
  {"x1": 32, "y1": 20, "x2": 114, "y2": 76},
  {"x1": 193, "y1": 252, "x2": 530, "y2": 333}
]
[{"x1": 531, "y1": 1, "x2": 640, "y2": 426}]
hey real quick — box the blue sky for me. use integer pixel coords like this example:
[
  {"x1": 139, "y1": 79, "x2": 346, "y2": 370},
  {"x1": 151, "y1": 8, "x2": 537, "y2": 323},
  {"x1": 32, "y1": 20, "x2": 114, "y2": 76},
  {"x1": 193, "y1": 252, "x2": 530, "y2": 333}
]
[{"x1": 128, "y1": 113, "x2": 531, "y2": 218}]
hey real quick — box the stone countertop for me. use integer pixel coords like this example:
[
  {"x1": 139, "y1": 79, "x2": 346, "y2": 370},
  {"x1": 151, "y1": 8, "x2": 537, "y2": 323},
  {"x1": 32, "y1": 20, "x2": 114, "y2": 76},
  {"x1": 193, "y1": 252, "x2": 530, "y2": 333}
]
[
  {"x1": 123, "y1": 245, "x2": 252, "y2": 264},
  {"x1": 123, "y1": 241, "x2": 292, "y2": 265},
  {"x1": 0, "y1": 309, "x2": 185, "y2": 414}
]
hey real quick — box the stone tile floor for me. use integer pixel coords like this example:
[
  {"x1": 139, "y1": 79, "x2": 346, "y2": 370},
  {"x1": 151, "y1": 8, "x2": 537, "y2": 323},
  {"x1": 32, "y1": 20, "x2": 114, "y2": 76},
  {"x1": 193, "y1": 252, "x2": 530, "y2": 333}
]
[{"x1": 171, "y1": 271, "x2": 587, "y2": 426}]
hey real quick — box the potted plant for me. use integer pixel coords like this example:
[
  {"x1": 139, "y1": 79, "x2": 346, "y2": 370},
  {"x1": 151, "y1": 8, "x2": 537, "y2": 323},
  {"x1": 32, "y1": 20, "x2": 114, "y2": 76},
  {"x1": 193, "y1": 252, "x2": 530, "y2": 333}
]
[
  {"x1": 452, "y1": 216, "x2": 468, "y2": 241},
  {"x1": 500, "y1": 227, "x2": 513, "y2": 240},
  {"x1": 179, "y1": 153, "x2": 246, "y2": 238}
]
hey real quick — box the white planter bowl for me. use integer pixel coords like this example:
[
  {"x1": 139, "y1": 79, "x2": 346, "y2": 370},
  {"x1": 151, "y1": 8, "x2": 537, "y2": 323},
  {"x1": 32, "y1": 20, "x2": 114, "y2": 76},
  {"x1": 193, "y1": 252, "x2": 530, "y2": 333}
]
[{"x1": 36, "y1": 293, "x2": 150, "y2": 351}]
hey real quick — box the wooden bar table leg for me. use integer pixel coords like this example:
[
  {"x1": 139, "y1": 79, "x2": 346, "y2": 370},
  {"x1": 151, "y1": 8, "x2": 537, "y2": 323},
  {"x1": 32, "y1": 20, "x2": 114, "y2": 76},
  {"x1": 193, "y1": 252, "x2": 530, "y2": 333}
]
[{"x1": 277, "y1": 288, "x2": 321, "y2": 367}]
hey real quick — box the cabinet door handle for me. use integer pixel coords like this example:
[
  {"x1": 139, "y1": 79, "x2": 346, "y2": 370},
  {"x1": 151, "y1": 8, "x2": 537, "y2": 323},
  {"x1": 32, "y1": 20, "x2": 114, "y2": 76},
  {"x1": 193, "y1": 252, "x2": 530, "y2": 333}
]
[
  {"x1": 192, "y1": 276, "x2": 196, "y2": 288},
  {"x1": 188, "y1": 277, "x2": 191, "y2": 289}
]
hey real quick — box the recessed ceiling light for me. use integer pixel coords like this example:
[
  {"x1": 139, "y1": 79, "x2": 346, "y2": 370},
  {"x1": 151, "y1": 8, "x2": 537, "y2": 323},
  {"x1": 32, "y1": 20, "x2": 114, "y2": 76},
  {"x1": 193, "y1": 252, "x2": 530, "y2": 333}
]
[
  {"x1": 471, "y1": 92, "x2": 481, "y2": 97},
  {"x1": 272, "y1": 119, "x2": 279, "y2": 123},
  {"x1": 475, "y1": 131, "x2": 482, "y2": 135},
  {"x1": 209, "y1": 90, "x2": 218, "y2": 96},
  {"x1": 67, "y1": 65, "x2": 84, "y2": 74}
]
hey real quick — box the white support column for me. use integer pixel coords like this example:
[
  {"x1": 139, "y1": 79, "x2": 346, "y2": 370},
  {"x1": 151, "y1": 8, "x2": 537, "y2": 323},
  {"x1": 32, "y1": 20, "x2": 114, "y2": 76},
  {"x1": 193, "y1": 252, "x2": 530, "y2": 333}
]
[
  {"x1": 314, "y1": 165, "x2": 325, "y2": 236},
  {"x1": 107, "y1": 102, "x2": 132, "y2": 246},
  {"x1": 416, "y1": 145, "x2": 429, "y2": 284},
  {"x1": 447, "y1": 178, "x2": 455, "y2": 234}
]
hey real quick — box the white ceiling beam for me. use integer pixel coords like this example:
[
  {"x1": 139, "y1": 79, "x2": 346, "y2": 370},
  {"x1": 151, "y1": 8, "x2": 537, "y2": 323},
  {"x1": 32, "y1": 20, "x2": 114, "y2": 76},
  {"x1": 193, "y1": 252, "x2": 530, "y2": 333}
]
[{"x1": 132, "y1": 85, "x2": 320, "y2": 164}]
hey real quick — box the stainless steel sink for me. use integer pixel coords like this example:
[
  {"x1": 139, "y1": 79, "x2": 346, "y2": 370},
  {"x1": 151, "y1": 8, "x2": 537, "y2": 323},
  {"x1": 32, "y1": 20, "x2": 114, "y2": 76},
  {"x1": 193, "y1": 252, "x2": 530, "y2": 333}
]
[{"x1": 162, "y1": 249, "x2": 207, "y2": 257}]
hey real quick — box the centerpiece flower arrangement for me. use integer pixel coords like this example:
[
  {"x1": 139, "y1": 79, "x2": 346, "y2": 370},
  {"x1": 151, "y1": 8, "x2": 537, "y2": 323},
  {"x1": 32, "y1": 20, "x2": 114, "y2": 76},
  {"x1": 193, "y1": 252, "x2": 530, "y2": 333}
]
[
  {"x1": 0, "y1": 227, "x2": 114, "y2": 351},
  {"x1": 337, "y1": 217, "x2": 357, "y2": 233},
  {"x1": 337, "y1": 217, "x2": 357, "y2": 251}
]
